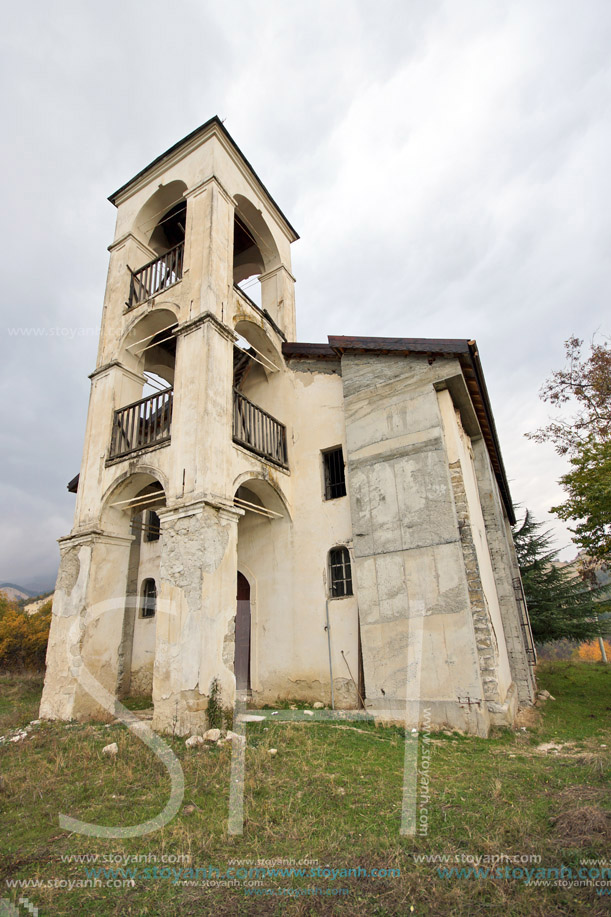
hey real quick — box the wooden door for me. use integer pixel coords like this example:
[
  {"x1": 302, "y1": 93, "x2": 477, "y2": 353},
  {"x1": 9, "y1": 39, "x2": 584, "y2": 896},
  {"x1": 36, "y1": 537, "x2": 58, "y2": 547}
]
[{"x1": 235, "y1": 572, "x2": 251, "y2": 690}]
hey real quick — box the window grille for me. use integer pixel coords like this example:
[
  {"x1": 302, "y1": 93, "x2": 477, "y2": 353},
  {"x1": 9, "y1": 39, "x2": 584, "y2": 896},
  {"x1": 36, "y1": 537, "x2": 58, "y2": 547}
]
[
  {"x1": 329, "y1": 547, "x2": 353, "y2": 597},
  {"x1": 141, "y1": 578, "x2": 157, "y2": 618},
  {"x1": 323, "y1": 447, "x2": 346, "y2": 500},
  {"x1": 145, "y1": 511, "x2": 161, "y2": 542}
]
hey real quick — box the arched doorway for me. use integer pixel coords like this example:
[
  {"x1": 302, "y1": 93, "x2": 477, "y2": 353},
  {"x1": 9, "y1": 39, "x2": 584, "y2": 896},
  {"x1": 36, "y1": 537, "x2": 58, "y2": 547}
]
[{"x1": 235, "y1": 572, "x2": 251, "y2": 692}]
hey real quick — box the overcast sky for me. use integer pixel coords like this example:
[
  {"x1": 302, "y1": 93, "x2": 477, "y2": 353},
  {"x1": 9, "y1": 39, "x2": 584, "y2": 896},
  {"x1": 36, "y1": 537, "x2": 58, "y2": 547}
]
[{"x1": 1, "y1": 0, "x2": 609, "y2": 591}]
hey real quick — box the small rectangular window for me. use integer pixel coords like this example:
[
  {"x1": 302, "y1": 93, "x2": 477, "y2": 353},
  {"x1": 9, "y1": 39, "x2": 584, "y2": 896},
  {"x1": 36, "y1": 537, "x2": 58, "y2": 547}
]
[
  {"x1": 329, "y1": 547, "x2": 353, "y2": 598},
  {"x1": 323, "y1": 447, "x2": 346, "y2": 500},
  {"x1": 141, "y1": 579, "x2": 157, "y2": 618},
  {"x1": 145, "y1": 510, "x2": 161, "y2": 542}
]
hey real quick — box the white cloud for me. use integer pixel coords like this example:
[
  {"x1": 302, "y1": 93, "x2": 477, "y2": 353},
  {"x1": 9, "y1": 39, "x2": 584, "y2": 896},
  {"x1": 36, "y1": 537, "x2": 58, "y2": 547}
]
[{"x1": 1, "y1": 0, "x2": 610, "y2": 582}]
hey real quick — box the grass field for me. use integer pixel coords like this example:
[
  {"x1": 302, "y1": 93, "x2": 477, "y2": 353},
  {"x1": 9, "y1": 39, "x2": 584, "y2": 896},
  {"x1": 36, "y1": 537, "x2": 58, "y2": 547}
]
[{"x1": 0, "y1": 662, "x2": 609, "y2": 916}]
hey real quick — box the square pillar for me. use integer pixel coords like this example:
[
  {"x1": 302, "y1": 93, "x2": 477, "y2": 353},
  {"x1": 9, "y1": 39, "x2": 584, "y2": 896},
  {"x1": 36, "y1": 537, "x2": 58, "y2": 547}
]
[
  {"x1": 152, "y1": 500, "x2": 242, "y2": 736},
  {"x1": 40, "y1": 531, "x2": 135, "y2": 721}
]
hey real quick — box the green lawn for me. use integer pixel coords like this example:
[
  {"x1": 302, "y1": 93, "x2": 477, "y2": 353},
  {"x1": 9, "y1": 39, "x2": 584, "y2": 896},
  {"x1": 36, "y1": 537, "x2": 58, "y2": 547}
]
[{"x1": 0, "y1": 662, "x2": 609, "y2": 916}]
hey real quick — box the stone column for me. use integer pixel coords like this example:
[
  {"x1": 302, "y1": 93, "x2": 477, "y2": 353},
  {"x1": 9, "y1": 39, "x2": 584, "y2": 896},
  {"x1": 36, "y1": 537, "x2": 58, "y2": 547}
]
[
  {"x1": 74, "y1": 362, "x2": 145, "y2": 529},
  {"x1": 152, "y1": 500, "x2": 243, "y2": 736},
  {"x1": 184, "y1": 177, "x2": 234, "y2": 324},
  {"x1": 171, "y1": 312, "x2": 236, "y2": 501},
  {"x1": 40, "y1": 530, "x2": 135, "y2": 721},
  {"x1": 260, "y1": 265, "x2": 296, "y2": 341},
  {"x1": 96, "y1": 233, "x2": 158, "y2": 368}
]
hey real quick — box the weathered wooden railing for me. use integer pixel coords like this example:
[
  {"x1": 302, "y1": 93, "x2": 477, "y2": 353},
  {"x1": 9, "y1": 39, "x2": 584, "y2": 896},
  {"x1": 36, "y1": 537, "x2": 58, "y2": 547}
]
[
  {"x1": 128, "y1": 241, "x2": 184, "y2": 308},
  {"x1": 233, "y1": 389, "x2": 288, "y2": 467},
  {"x1": 110, "y1": 388, "x2": 173, "y2": 459}
]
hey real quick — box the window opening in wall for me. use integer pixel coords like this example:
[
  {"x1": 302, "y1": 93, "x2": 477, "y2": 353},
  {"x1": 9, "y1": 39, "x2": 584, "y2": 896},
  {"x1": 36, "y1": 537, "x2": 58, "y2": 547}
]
[
  {"x1": 233, "y1": 214, "x2": 264, "y2": 307},
  {"x1": 144, "y1": 510, "x2": 161, "y2": 542},
  {"x1": 329, "y1": 547, "x2": 353, "y2": 598},
  {"x1": 323, "y1": 447, "x2": 347, "y2": 500},
  {"x1": 141, "y1": 578, "x2": 157, "y2": 617}
]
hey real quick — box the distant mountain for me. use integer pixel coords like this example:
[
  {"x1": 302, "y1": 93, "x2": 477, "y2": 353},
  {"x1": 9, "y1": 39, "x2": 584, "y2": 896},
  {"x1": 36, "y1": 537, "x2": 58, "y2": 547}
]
[{"x1": 0, "y1": 582, "x2": 36, "y2": 601}]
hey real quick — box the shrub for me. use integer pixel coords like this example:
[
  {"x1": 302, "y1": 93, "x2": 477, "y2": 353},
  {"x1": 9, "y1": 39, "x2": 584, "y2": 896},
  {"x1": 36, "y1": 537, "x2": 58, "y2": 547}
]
[
  {"x1": 206, "y1": 677, "x2": 223, "y2": 731},
  {"x1": 575, "y1": 639, "x2": 611, "y2": 662},
  {"x1": 0, "y1": 594, "x2": 51, "y2": 670}
]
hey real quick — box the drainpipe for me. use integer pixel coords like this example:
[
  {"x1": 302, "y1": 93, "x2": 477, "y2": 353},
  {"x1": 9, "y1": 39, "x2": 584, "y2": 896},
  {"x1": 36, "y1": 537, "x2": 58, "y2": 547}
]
[{"x1": 325, "y1": 599, "x2": 335, "y2": 710}]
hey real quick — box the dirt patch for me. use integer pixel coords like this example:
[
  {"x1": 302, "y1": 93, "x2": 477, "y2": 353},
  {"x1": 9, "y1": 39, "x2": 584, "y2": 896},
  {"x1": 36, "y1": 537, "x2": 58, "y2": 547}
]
[
  {"x1": 513, "y1": 705, "x2": 542, "y2": 730},
  {"x1": 551, "y1": 805, "x2": 611, "y2": 846}
]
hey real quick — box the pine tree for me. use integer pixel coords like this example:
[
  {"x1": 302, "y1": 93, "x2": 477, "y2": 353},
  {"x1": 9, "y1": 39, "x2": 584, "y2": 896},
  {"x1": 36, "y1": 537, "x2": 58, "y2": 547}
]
[{"x1": 512, "y1": 510, "x2": 610, "y2": 644}]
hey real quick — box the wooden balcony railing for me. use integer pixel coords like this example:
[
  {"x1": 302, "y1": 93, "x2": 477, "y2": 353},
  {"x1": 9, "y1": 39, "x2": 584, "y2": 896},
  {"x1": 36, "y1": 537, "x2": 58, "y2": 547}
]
[
  {"x1": 110, "y1": 388, "x2": 173, "y2": 459},
  {"x1": 233, "y1": 389, "x2": 288, "y2": 468},
  {"x1": 128, "y1": 241, "x2": 184, "y2": 308}
]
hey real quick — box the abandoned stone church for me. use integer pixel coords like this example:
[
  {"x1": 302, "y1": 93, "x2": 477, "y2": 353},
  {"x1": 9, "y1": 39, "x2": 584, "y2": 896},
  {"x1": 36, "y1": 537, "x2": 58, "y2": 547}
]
[{"x1": 40, "y1": 117, "x2": 536, "y2": 737}]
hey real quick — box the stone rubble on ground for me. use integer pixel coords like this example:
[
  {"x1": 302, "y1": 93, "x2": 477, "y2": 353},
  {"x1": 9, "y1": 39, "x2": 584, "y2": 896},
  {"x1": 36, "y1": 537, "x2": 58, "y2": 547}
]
[
  {"x1": 535, "y1": 742, "x2": 564, "y2": 754},
  {"x1": 203, "y1": 728, "x2": 221, "y2": 742},
  {"x1": 102, "y1": 742, "x2": 118, "y2": 757},
  {"x1": 185, "y1": 735, "x2": 205, "y2": 748},
  {"x1": 225, "y1": 730, "x2": 246, "y2": 744}
]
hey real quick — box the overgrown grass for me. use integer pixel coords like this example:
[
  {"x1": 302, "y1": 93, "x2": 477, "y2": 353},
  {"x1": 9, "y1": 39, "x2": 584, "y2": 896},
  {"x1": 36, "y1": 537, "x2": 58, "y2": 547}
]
[
  {"x1": 0, "y1": 670, "x2": 44, "y2": 730},
  {"x1": 0, "y1": 662, "x2": 609, "y2": 916}
]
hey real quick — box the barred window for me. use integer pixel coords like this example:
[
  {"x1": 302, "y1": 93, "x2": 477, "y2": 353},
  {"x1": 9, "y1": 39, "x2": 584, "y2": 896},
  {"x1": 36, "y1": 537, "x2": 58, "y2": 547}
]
[
  {"x1": 329, "y1": 547, "x2": 353, "y2": 598},
  {"x1": 141, "y1": 578, "x2": 157, "y2": 618},
  {"x1": 145, "y1": 510, "x2": 161, "y2": 542},
  {"x1": 322, "y1": 446, "x2": 346, "y2": 500}
]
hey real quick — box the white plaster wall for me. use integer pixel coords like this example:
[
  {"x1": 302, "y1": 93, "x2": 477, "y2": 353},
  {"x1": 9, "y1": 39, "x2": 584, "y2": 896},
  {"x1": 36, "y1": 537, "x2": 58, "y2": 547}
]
[
  {"x1": 129, "y1": 530, "x2": 161, "y2": 695},
  {"x1": 233, "y1": 361, "x2": 359, "y2": 707}
]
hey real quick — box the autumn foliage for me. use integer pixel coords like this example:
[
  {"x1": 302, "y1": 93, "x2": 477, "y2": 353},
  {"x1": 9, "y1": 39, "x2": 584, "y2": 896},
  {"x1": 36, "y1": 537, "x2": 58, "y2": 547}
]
[
  {"x1": 575, "y1": 640, "x2": 611, "y2": 662},
  {"x1": 0, "y1": 593, "x2": 51, "y2": 670}
]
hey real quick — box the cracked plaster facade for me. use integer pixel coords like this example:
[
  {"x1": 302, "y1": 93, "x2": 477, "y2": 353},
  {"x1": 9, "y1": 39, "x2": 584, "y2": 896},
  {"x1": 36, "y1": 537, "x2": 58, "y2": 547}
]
[{"x1": 40, "y1": 118, "x2": 535, "y2": 736}]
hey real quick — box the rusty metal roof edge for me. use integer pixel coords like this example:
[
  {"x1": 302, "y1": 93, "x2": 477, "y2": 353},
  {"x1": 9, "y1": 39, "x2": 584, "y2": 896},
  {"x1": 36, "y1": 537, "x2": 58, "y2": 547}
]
[
  {"x1": 462, "y1": 342, "x2": 516, "y2": 525},
  {"x1": 327, "y1": 335, "x2": 471, "y2": 355}
]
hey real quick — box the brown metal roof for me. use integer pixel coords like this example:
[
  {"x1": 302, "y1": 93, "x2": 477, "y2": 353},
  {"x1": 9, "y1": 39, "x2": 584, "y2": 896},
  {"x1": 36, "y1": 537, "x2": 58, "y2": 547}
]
[{"x1": 283, "y1": 335, "x2": 515, "y2": 524}]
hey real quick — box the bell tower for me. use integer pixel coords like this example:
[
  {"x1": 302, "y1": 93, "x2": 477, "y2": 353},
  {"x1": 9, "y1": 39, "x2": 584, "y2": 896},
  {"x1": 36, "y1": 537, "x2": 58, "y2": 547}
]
[{"x1": 40, "y1": 118, "x2": 299, "y2": 734}]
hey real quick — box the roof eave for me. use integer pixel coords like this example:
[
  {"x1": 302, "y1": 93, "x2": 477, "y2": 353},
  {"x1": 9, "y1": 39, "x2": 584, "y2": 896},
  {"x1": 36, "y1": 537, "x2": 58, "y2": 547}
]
[{"x1": 107, "y1": 116, "x2": 299, "y2": 242}]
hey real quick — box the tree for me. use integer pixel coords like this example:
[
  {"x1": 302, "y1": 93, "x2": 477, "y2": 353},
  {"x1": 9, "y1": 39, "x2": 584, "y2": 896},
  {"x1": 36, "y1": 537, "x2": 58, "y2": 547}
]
[
  {"x1": 527, "y1": 335, "x2": 611, "y2": 456},
  {"x1": 512, "y1": 510, "x2": 610, "y2": 644},
  {"x1": 527, "y1": 335, "x2": 611, "y2": 565},
  {"x1": 551, "y1": 438, "x2": 611, "y2": 565}
]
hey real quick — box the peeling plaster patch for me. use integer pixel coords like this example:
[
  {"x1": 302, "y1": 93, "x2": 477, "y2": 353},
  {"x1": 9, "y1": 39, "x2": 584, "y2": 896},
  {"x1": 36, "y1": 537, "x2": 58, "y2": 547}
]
[
  {"x1": 56, "y1": 547, "x2": 81, "y2": 599},
  {"x1": 182, "y1": 612, "x2": 202, "y2": 691},
  {"x1": 222, "y1": 615, "x2": 236, "y2": 668},
  {"x1": 253, "y1": 677, "x2": 358, "y2": 709},
  {"x1": 160, "y1": 508, "x2": 229, "y2": 615},
  {"x1": 288, "y1": 359, "x2": 341, "y2": 377}
]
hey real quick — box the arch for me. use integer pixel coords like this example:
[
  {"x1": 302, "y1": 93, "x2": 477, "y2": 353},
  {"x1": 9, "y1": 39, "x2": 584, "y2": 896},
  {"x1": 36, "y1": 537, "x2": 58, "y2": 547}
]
[
  {"x1": 233, "y1": 319, "x2": 282, "y2": 377},
  {"x1": 232, "y1": 471, "x2": 291, "y2": 520},
  {"x1": 100, "y1": 470, "x2": 167, "y2": 535},
  {"x1": 233, "y1": 194, "x2": 281, "y2": 283},
  {"x1": 121, "y1": 307, "x2": 179, "y2": 383},
  {"x1": 134, "y1": 181, "x2": 188, "y2": 252}
]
